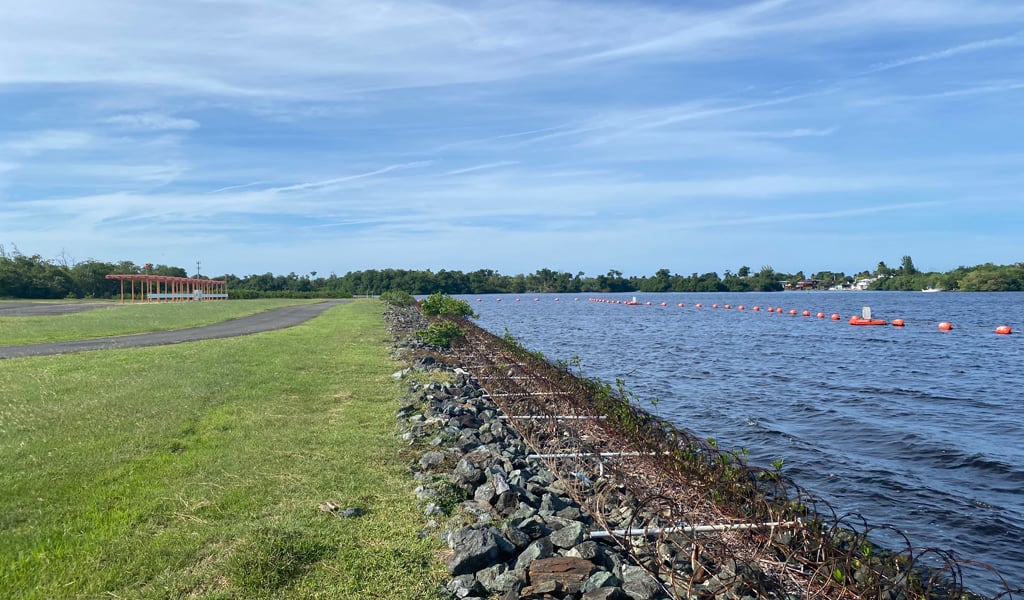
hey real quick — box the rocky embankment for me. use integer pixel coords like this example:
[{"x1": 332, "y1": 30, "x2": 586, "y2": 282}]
[
  {"x1": 387, "y1": 306, "x2": 755, "y2": 600},
  {"x1": 385, "y1": 305, "x2": 1008, "y2": 600},
  {"x1": 397, "y1": 359, "x2": 666, "y2": 600}
]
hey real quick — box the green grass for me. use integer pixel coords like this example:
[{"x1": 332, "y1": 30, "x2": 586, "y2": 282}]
[
  {"x1": 0, "y1": 300, "x2": 446, "y2": 599},
  {"x1": 0, "y1": 299, "x2": 315, "y2": 346}
]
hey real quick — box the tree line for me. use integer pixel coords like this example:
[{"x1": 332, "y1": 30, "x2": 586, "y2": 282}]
[{"x1": 1, "y1": 246, "x2": 1021, "y2": 300}]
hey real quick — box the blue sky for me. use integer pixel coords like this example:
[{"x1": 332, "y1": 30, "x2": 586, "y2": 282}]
[{"x1": 1, "y1": 1, "x2": 1022, "y2": 278}]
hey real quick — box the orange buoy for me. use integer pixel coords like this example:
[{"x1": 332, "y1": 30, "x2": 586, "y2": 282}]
[
  {"x1": 515, "y1": 298, "x2": 520, "y2": 302},
  {"x1": 660, "y1": 302, "x2": 667, "y2": 306},
  {"x1": 712, "y1": 304, "x2": 719, "y2": 309},
  {"x1": 831, "y1": 313, "x2": 840, "y2": 320},
  {"x1": 996, "y1": 325, "x2": 1012, "y2": 335},
  {"x1": 677, "y1": 303, "x2": 684, "y2": 307},
  {"x1": 554, "y1": 297, "x2": 560, "y2": 301},
  {"x1": 496, "y1": 298, "x2": 502, "y2": 302},
  {"x1": 738, "y1": 305, "x2": 745, "y2": 310},
  {"x1": 892, "y1": 319, "x2": 905, "y2": 327},
  {"x1": 695, "y1": 303, "x2": 702, "y2": 308},
  {"x1": 789, "y1": 309, "x2": 798, "y2": 315},
  {"x1": 938, "y1": 321, "x2": 953, "y2": 331},
  {"x1": 777, "y1": 308, "x2": 785, "y2": 313},
  {"x1": 646, "y1": 301, "x2": 652, "y2": 306},
  {"x1": 476, "y1": 298, "x2": 482, "y2": 302},
  {"x1": 724, "y1": 304, "x2": 731, "y2": 309},
  {"x1": 801, "y1": 310, "x2": 810, "y2": 317},
  {"x1": 816, "y1": 312, "x2": 825, "y2": 318},
  {"x1": 753, "y1": 306, "x2": 760, "y2": 311}
]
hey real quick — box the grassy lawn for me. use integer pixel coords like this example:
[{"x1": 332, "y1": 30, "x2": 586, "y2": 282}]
[
  {"x1": 0, "y1": 299, "x2": 317, "y2": 346},
  {"x1": 0, "y1": 300, "x2": 446, "y2": 599}
]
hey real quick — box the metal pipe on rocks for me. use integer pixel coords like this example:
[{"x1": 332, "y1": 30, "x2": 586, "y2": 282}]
[{"x1": 587, "y1": 519, "x2": 804, "y2": 539}]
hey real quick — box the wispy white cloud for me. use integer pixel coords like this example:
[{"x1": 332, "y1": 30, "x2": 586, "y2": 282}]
[
  {"x1": 441, "y1": 161, "x2": 518, "y2": 176},
  {"x1": 104, "y1": 112, "x2": 200, "y2": 131},
  {"x1": 850, "y1": 79, "x2": 1024, "y2": 107},
  {"x1": 268, "y1": 161, "x2": 433, "y2": 193},
  {"x1": 7, "y1": 130, "x2": 94, "y2": 155},
  {"x1": 677, "y1": 201, "x2": 951, "y2": 230},
  {"x1": 745, "y1": 127, "x2": 838, "y2": 138},
  {"x1": 207, "y1": 181, "x2": 271, "y2": 195},
  {"x1": 864, "y1": 31, "x2": 1024, "y2": 74}
]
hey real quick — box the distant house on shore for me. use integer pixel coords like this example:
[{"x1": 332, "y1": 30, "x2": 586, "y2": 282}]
[
  {"x1": 783, "y1": 278, "x2": 821, "y2": 290},
  {"x1": 853, "y1": 276, "x2": 880, "y2": 290}
]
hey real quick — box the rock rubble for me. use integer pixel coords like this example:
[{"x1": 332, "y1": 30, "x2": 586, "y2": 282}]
[{"x1": 397, "y1": 359, "x2": 666, "y2": 600}]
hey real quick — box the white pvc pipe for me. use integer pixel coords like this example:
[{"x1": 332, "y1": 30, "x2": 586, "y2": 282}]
[
  {"x1": 498, "y1": 415, "x2": 606, "y2": 420},
  {"x1": 527, "y1": 452, "x2": 655, "y2": 459},
  {"x1": 587, "y1": 520, "x2": 803, "y2": 539},
  {"x1": 488, "y1": 391, "x2": 572, "y2": 397}
]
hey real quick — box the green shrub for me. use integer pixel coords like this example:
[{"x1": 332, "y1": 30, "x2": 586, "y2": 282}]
[
  {"x1": 419, "y1": 292, "x2": 476, "y2": 317},
  {"x1": 417, "y1": 321, "x2": 464, "y2": 348},
  {"x1": 379, "y1": 290, "x2": 416, "y2": 306}
]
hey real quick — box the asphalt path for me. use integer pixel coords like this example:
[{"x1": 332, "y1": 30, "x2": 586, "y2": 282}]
[
  {"x1": 0, "y1": 301, "x2": 120, "y2": 316},
  {"x1": 0, "y1": 300, "x2": 348, "y2": 360}
]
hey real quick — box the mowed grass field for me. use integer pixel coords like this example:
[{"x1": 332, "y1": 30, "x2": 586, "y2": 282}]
[
  {"x1": 0, "y1": 299, "x2": 316, "y2": 346},
  {"x1": 0, "y1": 300, "x2": 446, "y2": 599}
]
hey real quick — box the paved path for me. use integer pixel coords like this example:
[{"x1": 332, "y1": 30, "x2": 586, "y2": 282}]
[
  {"x1": 0, "y1": 301, "x2": 119, "y2": 316},
  {"x1": 0, "y1": 300, "x2": 348, "y2": 360}
]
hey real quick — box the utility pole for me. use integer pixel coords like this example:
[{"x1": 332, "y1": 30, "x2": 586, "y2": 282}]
[{"x1": 196, "y1": 259, "x2": 201, "y2": 277}]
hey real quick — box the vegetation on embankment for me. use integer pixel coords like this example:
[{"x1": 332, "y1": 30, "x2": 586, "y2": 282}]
[
  {"x1": 5, "y1": 245, "x2": 1024, "y2": 299},
  {"x1": 0, "y1": 300, "x2": 446, "y2": 599},
  {"x1": 0, "y1": 299, "x2": 316, "y2": 346}
]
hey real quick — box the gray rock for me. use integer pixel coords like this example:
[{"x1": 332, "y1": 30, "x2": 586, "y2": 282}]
[
  {"x1": 494, "y1": 491, "x2": 519, "y2": 516},
  {"x1": 620, "y1": 564, "x2": 661, "y2": 600},
  {"x1": 451, "y1": 456, "x2": 485, "y2": 490},
  {"x1": 492, "y1": 471, "x2": 511, "y2": 495},
  {"x1": 539, "y1": 492, "x2": 569, "y2": 515},
  {"x1": 415, "y1": 486, "x2": 440, "y2": 501},
  {"x1": 500, "y1": 521, "x2": 532, "y2": 550},
  {"x1": 419, "y1": 450, "x2": 446, "y2": 470},
  {"x1": 459, "y1": 500, "x2": 494, "y2": 525},
  {"x1": 514, "y1": 537, "x2": 553, "y2": 571},
  {"x1": 476, "y1": 562, "x2": 508, "y2": 592},
  {"x1": 550, "y1": 520, "x2": 587, "y2": 549},
  {"x1": 446, "y1": 573, "x2": 486, "y2": 598},
  {"x1": 516, "y1": 515, "x2": 551, "y2": 540},
  {"x1": 583, "y1": 587, "x2": 628, "y2": 600},
  {"x1": 477, "y1": 562, "x2": 525, "y2": 594},
  {"x1": 568, "y1": 540, "x2": 601, "y2": 561},
  {"x1": 473, "y1": 480, "x2": 497, "y2": 505},
  {"x1": 447, "y1": 526, "x2": 514, "y2": 575},
  {"x1": 582, "y1": 570, "x2": 620, "y2": 593}
]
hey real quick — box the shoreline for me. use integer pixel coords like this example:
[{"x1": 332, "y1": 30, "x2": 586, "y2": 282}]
[{"x1": 387, "y1": 304, "x2": 1016, "y2": 600}]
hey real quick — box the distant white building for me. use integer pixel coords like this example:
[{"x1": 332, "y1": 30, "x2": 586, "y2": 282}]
[{"x1": 853, "y1": 276, "x2": 880, "y2": 290}]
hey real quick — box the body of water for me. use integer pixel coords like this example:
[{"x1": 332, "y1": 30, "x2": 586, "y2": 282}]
[{"x1": 465, "y1": 291, "x2": 1023, "y2": 596}]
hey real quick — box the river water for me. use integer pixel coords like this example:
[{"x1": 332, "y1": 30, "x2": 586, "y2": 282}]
[{"x1": 464, "y1": 291, "x2": 1024, "y2": 596}]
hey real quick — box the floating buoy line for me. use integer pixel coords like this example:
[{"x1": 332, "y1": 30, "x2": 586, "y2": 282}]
[
  {"x1": 519, "y1": 296, "x2": 1020, "y2": 336},
  {"x1": 474, "y1": 295, "x2": 1017, "y2": 335}
]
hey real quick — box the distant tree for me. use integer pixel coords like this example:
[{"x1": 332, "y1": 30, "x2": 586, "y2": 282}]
[{"x1": 899, "y1": 255, "x2": 917, "y2": 275}]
